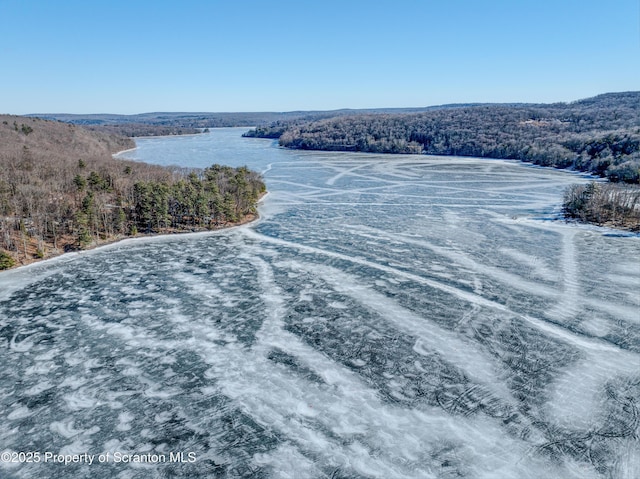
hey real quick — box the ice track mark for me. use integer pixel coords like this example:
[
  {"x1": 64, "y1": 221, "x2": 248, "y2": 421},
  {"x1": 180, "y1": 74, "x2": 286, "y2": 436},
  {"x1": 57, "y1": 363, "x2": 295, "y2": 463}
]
[
  {"x1": 325, "y1": 163, "x2": 373, "y2": 186},
  {"x1": 546, "y1": 229, "x2": 581, "y2": 323},
  {"x1": 241, "y1": 228, "x2": 623, "y2": 353},
  {"x1": 346, "y1": 224, "x2": 559, "y2": 298},
  {"x1": 286, "y1": 260, "x2": 517, "y2": 404}
]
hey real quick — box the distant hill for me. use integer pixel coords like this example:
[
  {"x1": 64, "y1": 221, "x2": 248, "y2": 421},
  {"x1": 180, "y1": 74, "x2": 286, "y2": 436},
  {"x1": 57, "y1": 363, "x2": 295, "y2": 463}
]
[
  {"x1": 26, "y1": 103, "x2": 538, "y2": 139},
  {"x1": 23, "y1": 93, "x2": 640, "y2": 184},
  {"x1": 26, "y1": 105, "x2": 487, "y2": 130}
]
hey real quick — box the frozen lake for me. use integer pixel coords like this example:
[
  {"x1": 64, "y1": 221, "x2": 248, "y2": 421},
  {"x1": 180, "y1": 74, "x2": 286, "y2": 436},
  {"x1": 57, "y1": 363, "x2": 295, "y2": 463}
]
[{"x1": 1, "y1": 128, "x2": 639, "y2": 478}]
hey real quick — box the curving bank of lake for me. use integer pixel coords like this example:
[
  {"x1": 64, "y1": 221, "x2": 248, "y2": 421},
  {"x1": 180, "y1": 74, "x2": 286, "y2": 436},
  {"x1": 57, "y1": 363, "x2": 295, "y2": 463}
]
[{"x1": 1, "y1": 128, "x2": 638, "y2": 478}]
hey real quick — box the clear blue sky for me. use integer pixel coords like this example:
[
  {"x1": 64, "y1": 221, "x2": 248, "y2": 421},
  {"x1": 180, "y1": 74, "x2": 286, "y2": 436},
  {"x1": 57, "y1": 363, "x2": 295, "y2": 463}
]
[{"x1": 1, "y1": 0, "x2": 638, "y2": 114}]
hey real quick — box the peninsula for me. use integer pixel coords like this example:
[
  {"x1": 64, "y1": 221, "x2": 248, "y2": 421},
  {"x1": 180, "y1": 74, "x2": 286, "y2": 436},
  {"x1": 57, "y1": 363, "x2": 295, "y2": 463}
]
[{"x1": 0, "y1": 116, "x2": 265, "y2": 270}]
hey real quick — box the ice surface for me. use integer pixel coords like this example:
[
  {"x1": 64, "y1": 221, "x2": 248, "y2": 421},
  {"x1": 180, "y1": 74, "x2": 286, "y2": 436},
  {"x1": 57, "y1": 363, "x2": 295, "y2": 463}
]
[{"x1": 1, "y1": 128, "x2": 638, "y2": 478}]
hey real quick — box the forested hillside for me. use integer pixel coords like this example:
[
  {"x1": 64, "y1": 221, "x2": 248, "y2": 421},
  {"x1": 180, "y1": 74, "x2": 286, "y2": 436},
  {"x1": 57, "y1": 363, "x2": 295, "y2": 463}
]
[
  {"x1": 0, "y1": 116, "x2": 265, "y2": 269},
  {"x1": 85, "y1": 124, "x2": 203, "y2": 137},
  {"x1": 29, "y1": 106, "x2": 457, "y2": 129},
  {"x1": 31, "y1": 105, "x2": 476, "y2": 139},
  {"x1": 248, "y1": 92, "x2": 640, "y2": 183}
]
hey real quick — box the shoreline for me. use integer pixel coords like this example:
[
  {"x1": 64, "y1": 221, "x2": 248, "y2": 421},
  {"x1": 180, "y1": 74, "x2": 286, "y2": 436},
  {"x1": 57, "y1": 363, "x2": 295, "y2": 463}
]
[
  {"x1": 2, "y1": 192, "x2": 269, "y2": 273},
  {"x1": 2, "y1": 126, "x2": 267, "y2": 273},
  {"x1": 112, "y1": 146, "x2": 138, "y2": 157},
  {"x1": 279, "y1": 144, "x2": 640, "y2": 232},
  {"x1": 112, "y1": 128, "x2": 251, "y2": 159},
  {"x1": 111, "y1": 130, "x2": 213, "y2": 158}
]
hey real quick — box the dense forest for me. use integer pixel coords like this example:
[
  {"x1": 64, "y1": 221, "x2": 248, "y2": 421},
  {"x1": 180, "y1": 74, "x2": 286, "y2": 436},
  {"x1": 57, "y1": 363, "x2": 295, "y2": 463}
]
[
  {"x1": 85, "y1": 124, "x2": 203, "y2": 137},
  {"x1": 0, "y1": 116, "x2": 265, "y2": 269},
  {"x1": 30, "y1": 106, "x2": 459, "y2": 131},
  {"x1": 247, "y1": 92, "x2": 640, "y2": 184}
]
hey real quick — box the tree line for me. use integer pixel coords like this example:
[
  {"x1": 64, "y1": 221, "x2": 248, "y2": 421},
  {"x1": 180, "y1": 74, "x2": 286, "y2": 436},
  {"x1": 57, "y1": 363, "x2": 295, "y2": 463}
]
[
  {"x1": 0, "y1": 115, "x2": 265, "y2": 269},
  {"x1": 247, "y1": 92, "x2": 640, "y2": 184},
  {"x1": 245, "y1": 92, "x2": 640, "y2": 230},
  {"x1": 86, "y1": 124, "x2": 203, "y2": 137},
  {"x1": 563, "y1": 182, "x2": 640, "y2": 231}
]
